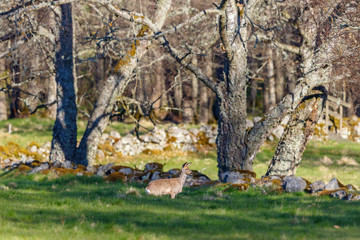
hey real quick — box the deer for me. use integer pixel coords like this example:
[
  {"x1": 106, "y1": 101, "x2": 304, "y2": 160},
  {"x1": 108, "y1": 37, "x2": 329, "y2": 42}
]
[{"x1": 145, "y1": 162, "x2": 192, "y2": 199}]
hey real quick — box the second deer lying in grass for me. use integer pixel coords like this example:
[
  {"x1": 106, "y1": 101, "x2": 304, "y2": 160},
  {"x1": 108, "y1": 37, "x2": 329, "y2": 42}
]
[{"x1": 145, "y1": 162, "x2": 192, "y2": 199}]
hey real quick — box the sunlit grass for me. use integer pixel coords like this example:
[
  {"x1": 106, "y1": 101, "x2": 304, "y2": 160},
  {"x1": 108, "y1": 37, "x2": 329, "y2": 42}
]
[{"x1": 0, "y1": 175, "x2": 359, "y2": 240}]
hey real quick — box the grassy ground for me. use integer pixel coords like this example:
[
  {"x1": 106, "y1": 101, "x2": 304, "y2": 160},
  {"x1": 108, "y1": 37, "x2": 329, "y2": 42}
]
[
  {"x1": 0, "y1": 117, "x2": 359, "y2": 239},
  {"x1": 0, "y1": 174, "x2": 359, "y2": 240}
]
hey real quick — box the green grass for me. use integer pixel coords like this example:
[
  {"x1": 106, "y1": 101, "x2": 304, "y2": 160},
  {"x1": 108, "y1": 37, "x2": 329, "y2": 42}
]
[
  {"x1": 0, "y1": 117, "x2": 359, "y2": 239},
  {"x1": 0, "y1": 174, "x2": 359, "y2": 240}
]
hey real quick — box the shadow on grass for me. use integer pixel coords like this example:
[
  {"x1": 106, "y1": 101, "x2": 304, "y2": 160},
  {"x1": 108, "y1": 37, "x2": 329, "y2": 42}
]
[{"x1": 0, "y1": 175, "x2": 359, "y2": 239}]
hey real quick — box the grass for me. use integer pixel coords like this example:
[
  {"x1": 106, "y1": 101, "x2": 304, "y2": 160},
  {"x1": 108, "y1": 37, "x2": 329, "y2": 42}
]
[
  {"x1": 0, "y1": 117, "x2": 359, "y2": 239},
  {"x1": 0, "y1": 174, "x2": 359, "y2": 240}
]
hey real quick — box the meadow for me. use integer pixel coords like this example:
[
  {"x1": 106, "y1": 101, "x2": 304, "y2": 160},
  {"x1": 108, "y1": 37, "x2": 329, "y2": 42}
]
[{"x1": 0, "y1": 117, "x2": 359, "y2": 239}]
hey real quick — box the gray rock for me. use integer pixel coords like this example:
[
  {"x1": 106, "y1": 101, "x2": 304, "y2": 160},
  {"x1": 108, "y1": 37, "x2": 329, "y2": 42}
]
[
  {"x1": 119, "y1": 168, "x2": 133, "y2": 175},
  {"x1": 113, "y1": 141, "x2": 123, "y2": 152},
  {"x1": 150, "y1": 171, "x2": 161, "y2": 181},
  {"x1": 325, "y1": 178, "x2": 340, "y2": 190},
  {"x1": 253, "y1": 117, "x2": 262, "y2": 123},
  {"x1": 181, "y1": 143, "x2": 197, "y2": 152},
  {"x1": 141, "y1": 171, "x2": 151, "y2": 181},
  {"x1": 346, "y1": 184, "x2": 357, "y2": 192},
  {"x1": 86, "y1": 165, "x2": 97, "y2": 173},
  {"x1": 29, "y1": 145, "x2": 38, "y2": 153},
  {"x1": 220, "y1": 171, "x2": 245, "y2": 183},
  {"x1": 29, "y1": 163, "x2": 49, "y2": 174},
  {"x1": 168, "y1": 169, "x2": 181, "y2": 177},
  {"x1": 96, "y1": 163, "x2": 114, "y2": 176},
  {"x1": 109, "y1": 131, "x2": 121, "y2": 139},
  {"x1": 52, "y1": 160, "x2": 62, "y2": 168},
  {"x1": 97, "y1": 149, "x2": 105, "y2": 159},
  {"x1": 283, "y1": 176, "x2": 307, "y2": 192},
  {"x1": 145, "y1": 162, "x2": 163, "y2": 171},
  {"x1": 61, "y1": 160, "x2": 73, "y2": 169},
  {"x1": 309, "y1": 180, "x2": 325, "y2": 193},
  {"x1": 246, "y1": 119, "x2": 254, "y2": 129},
  {"x1": 349, "y1": 194, "x2": 360, "y2": 201},
  {"x1": 330, "y1": 190, "x2": 347, "y2": 200}
]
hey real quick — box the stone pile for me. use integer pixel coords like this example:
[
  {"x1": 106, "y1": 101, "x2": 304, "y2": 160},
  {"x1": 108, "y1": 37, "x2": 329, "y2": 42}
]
[
  {"x1": 223, "y1": 170, "x2": 359, "y2": 201},
  {"x1": 1, "y1": 159, "x2": 214, "y2": 187},
  {"x1": 2, "y1": 159, "x2": 358, "y2": 201}
]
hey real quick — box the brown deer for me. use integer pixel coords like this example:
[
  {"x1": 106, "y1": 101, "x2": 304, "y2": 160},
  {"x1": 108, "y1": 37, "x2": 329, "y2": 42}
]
[{"x1": 145, "y1": 162, "x2": 192, "y2": 199}]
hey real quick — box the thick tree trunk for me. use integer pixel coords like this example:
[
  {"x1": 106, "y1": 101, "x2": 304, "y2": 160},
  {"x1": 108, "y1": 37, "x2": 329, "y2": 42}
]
[
  {"x1": 74, "y1": 0, "x2": 172, "y2": 166},
  {"x1": 49, "y1": 3, "x2": 77, "y2": 163},
  {"x1": 217, "y1": 0, "x2": 248, "y2": 178},
  {"x1": 266, "y1": 86, "x2": 327, "y2": 176}
]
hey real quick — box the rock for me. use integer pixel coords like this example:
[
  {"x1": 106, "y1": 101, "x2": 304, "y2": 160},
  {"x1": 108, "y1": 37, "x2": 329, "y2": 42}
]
[
  {"x1": 150, "y1": 171, "x2": 161, "y2": 181},
  {"x1": 97, "y1": 149, "x2": 105, "y2": 159},
  {"x1": 29, "y1": 163, "x2": 49, "y2": 174},
  {"x1": 181, "y1": 143, "x2": 197, "y2": 152},
  {"x1": 145, "y1": 162, "x2": 163, "y2": 171},
  {"x1": 113, "y1": 141, "x2": 122, "y2": 152},
  {"x1": 253, "y1": 117, "x2": 262, "y2": 123},
  {"x1": 220, "y1": 171, "x2": 245, "y2": 183},
  {"x1": 168, "y1": 169, "x2": 181, "y2": 177},
  {"x1": 246, "y1": 119, "x2": 254, "y2": 129},
  {"x1": 272, "y1": 125, "x2": 284, "y2": 139},
  {"x1": 309, "y1": 180, "x2": 325, "y2": 193},
  {"x1": 325, "y1": 178, "x2": 340, "y2": 190},
  {"x1": 349, "y1": 194, "x2": 360, "y2": 201},
  {"x1": 61, "y1": 160, "x2": 73, "y2": 169},
  {"x1": 330, "y1": 190, "x2": 348, "y2": 200},
  {"x1": 52, "y1": 160, "x2": 62, "y2": 168},
  {"x1": 109, "y1": 131, "x2": 121, "y2": 139},
  {"x1": 96, "y1": 163, "x2": 114, "y2": 176},
  {"x1": 141, "y1": 171, "x2": 151, "y2": 181},
  {"x1": 283, "y1": 176, "x2": 307, "y2": 192},
  {"x1": 267, "y1": 135, "x2": 274, "y2": 141},
  {"x1": 29, "y1": 145, "x2": 38, "y2": 153},
  {"x1": 346, "y1": 184, "x2": 357, "y2": 192},
  {"x1": 119, "y1": 168, "x2": 133, "y2": 175},
  {"x1": 86, "y1": 165, "x2": 97, "y2": 173}
]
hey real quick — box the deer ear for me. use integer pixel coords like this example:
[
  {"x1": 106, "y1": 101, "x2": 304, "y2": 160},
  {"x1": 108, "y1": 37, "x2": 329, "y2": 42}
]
[
  {"x1": 187, "y1": 162, "x2": 192, "y2": 166},
  {"x1": 182, "y1": 162, "x2": 188, "y2": 168}
]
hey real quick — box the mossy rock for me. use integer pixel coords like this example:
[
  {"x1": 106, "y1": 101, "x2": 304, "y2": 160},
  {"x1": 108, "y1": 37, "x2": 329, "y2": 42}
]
[
  {"x1": 142, "y1": 149, "x2": 164, "y2": 155},
  {"x1": 314, "y1": 187, "x2": 348, "y2": 197},
  {"x1": 105, "y1": 172, "x2": 127, "y2": 182}
]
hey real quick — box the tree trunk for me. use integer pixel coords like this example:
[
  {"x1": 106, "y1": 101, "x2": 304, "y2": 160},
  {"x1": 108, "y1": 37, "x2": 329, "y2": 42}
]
[
  {"x1": 191, "y1": 57, "x2": 199, "y2": 123},
  {"x1": 217, "y1": 0, "x2": 248, "y2": 178},
  {"x1": 49, "y1": 3, "x2": 77, "y2": 163},
  {"x1": 74, "y1": 0, "x2": 173, "y2": 166},
  {"x1": 275, "y1": 50, "x2": 285, "y2": 103},
  {"x1": 0, "y1": 56, "x2": 7, "y2": 120},
  {"x1": 198, "y1": 58, "x2": 212, "y2": 124},
  {"x1": 266, "y1": 86, "x2": 327, "y2": 176},
  {"x1": 267, "y1": 48, "x2": 276, "y2": 109}
]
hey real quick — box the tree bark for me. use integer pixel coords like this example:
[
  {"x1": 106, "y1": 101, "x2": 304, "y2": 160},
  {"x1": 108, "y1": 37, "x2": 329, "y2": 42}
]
[
  {"x1": 216, "y1": 0, "x2": 248, "y2": 178},
  {"x1": 74, "y1": 0, "x2": 173, "y2": 166},
  {"x1": 266, "y1": 86, "x2": 327, "y2": 176},
  {"x1": 0, "y1": 56, "x2": 7, "y2": 120},
  {"x1": 275, "y1": 50, "x2": 285, "y2": 103},
  {"x1": 49, "y1": 3, "x2": 77, "y2": 163}
]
